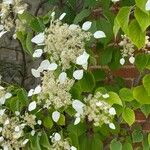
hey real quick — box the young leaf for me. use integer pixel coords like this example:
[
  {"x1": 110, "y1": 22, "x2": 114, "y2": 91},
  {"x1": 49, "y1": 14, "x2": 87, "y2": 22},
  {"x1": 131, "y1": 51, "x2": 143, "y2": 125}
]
[
  {"x1": 143, "y1": 74, "x2": 150, "y2": 96},
  {"x1": 110, "y1": 139, "x2": 122, "y2": 150},
  {"x1": 40, "y1": 131, "x2": 51, "y2": 149},
  {"x1": 132, "y1": 129, "x2": 143, "y2": 143},
  {"x1": 122, "y1": 107, "x2": 135, "y2": 126}
]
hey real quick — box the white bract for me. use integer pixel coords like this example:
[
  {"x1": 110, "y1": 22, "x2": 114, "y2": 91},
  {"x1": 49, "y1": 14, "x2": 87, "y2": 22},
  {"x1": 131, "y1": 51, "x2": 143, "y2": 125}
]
[
  {"x1": 82, "y1": 21, "x2": 92, "y2": 31},
  {"x1": 28, "y1": 89, "x2": 34, "y2": 97},
  {"x1": 5, "y1": 92, "x2": 12, "y2": 99},
  {"x1": 54, "y1": 133, "x2": 61, "y2": 141},
  {"x1": 73, "y1": 70, "x2": 84, "y2": 80},
  {"x1": 109, "y1": 123, "x2": 116, "y2": 129},
  {"x1": 52, "y1": 111, "x2": 60, "y2": 122},
  {"x1": 59, "y1": 13, "x2": 66, "y2": 20},
  {"x1": 0, "y1": 109, "x2": 5, "y2": 116},
  {"x1": 129, "y1": 56, "x2": 135, "y2": 64},
  {"x1": 72, "y1": 100, "x2": 85, "y2": 114},
  {"x1": 3, "y1": 0, "x2": 13, "y2": 4},
  {"x1": 74, "y1": 117, "x2": 80, "y2": 125},
  {"x1": 120, "y1": 58, "x2": 125, "y2": 65},
  {"x1": 33, "y1": 49, "x2": 43, "y2": 58},
  {"x1": 22, "y1": 139, "x2": 29, "y2": 145},
  {"x1": 145, "y1": 0, "x2": 150, "y2": 11},
  {"x1": 102, "y1": 93, "x2": 109, "y2": 99},
  {"x1": 69, "y1": 24, "x2": 78, "y2": 30},
  {"x1": 76, "y1": 51, "x2": 89, "y2": 69},
  {"x1": 34, "y1": 85, "x2": 42, "y2": 95},
  {"x1": 109, "y1": 107, "x2": 116, "y2": 115},
  {"x1": 17, "y1": 9, "x2": 25, "y2": 14},
  {"x1": 0, "y1": 25, "x2": 4, "y2": 31},
  {"x1": 48, "y1": 63, "x2": 58, "y2": 71},
  {"x1": 28, "y1": 101, "x2": 37, "y2": 111},
  {"x1": 31, "y1": 33, "x2": 45, "y2": 45},
  {"x1": 0, "y1": 31, "x2": 7, "y2": 38},
  {"x1": 111, "y1": 0, "x2": 120, "y2": 2},
  {"x1": 70, "y1": 146, "x2": 77, "y2": 150},
  {"x1": 58, "y1": 72, "x2": 67, "y2": 83},
  {"x1": 94, "y1": 31, "x2": 106, "y2": 39}
]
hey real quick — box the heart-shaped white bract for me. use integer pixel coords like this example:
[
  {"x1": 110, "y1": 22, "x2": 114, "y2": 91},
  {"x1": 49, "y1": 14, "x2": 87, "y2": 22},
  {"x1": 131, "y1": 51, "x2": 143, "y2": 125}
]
[
  {"x1": 94, "y1": 31, "x2": 106, "y2": 39},
  {"x1": 28, "y1": 101, "x2": 37, "y2": 112},
  {"x1": 0, "y1": 96, "x2": 6, "y2": 105},
  {"x1": 69, "y1": 24, "x2": 78, "y2": 30},
  {"x1": 31, "y1": 32, "x2": 45, "y2": 45},
  {"x1": 33, "y1": 49, "x2": 43, "y2": 58},
  {"x1": 40, "y1": 60, "x2": 51, "y2": 70},
  {"x1": 15, "y1": 126, "x2": 20, "y2": 132},
  {"x1": 73, "y1": 70, "x2": 84, "y2": 80},
  {"x1": 17, "y1": 9, "x2": 25, "y2": 14},
  {"x1": 31, "y1": 68, "x2": 40, "y2": 78},
  {"x1": 59, "y1": 13, "x2": 66, "y2": 20},
  {"x1": 72, "y1": 100, "x2": 85, "y2": 114},
  {"x1": 58, "y1": 72, "x2": 67, "y2": 83},
  {"x1": 74, "y1": 117, "x2": 81, "y2": 125},
  {"x1": 51, "y1": 11, "x2": 55, "y2": 17},
  {"x1": 109, "y1": 107, "x2": 116, "y2": 115},
  {"x1": 3, "y1": 0, "x2": 13, "y2": 4},
  {"x1": 120, "y1": 58, "x2": 125, "y2": 65},
  {"x1": 111, "y1": 0, "x2": 120, "y2": 2},
  {"x1": 34, "y1": 85, "x2": 42, "y2": 95},
  {"x1": 4, "y1": 92, "x2": 12, "y2": 99},
  {"x1": 70, "y1": 146, "x2": 77, "y2": 150},
  {"x1": 109, "y1": 123, "x2": 116, "y2": 130},
  {"x1": 22, "y1": 139, "x2": 29, "y2": 145},
  {"x1": 129, "y1": 56, "x2": 135, "y2": 64},
  {"x1": 0, "y1": 30, "x2": 7, "y2": 38},
  {"x1": 82, "y1": 21, "x2": 92, "y2": 31},
  {"x1": 48, "y1": 63, "x2": 58, "y2": 71},
  {"x1": 52, "y1": 111, "x2": 60, "y2": 122},
  {"x1": 102, "y1": 93, "x2": 109, "y2": 99},
  {"x1": 54, "y1": 133, "x2": 61, "y2": 141},
  {"x1": 146, "y1": 0, "x2": 150, "y2": 11},
  {"x1": 0, "y1": 109, "x2": 5, "y2": 116},
  {"x1": 28, "y1": 89, "x2": 34, "y2": 97},
  {"x1": 76, "y1": 51, "x2": 89, "y2": 69}
]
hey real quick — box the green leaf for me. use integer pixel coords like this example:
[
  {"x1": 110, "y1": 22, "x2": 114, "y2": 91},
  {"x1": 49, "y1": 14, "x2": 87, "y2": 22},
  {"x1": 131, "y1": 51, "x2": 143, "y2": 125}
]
[
  {"x1": 43, "y1": 117, "x2": 53, "y2": 129},
  {"x1": 143, "y1": 74, "x2": 150, "y2": 96},
  {"x1": 135, "y1": 54, "x2": 149, "y2": 71},
  {"x1": 40, "y1": 131, "x2": 51, "y2": 150},
  {"x1": 30, "y1": 134, "x2": 42, "y2": 150},
  {"x1": 122, "y1": 142, "x2": 133, "y2": 150},
  {"x1": 74, "y1": 9, "x2": 91, "y2": 24},
  {"x1": 110, "y1": 139, "x2": 122, "y2": 150},
  {"x1": 26, "y1": 32, "x2": 33, "y2": 55},
  {"x1": 122, "y1": 107, "x2": 135, "y2": 126},
  {"x1": 119, "y1": 88, "x2": 134, "y2": 102},
  {"x1": 57, "y1": 114, "x2": 65, "y2": 126},
  {"x1": 92, "y1": 69, "x2": 106, "y2": 81},
  {"x1": 134, "y1": 7, "x2": 150, "y2": 32},
  {"x1": 133, "y1": 85, "x2": 150, "y2": 104},
  {"x1": 128, "y1": 19, "x2": 146, "y2": 49},
  {"x1": 135, "y1": 0, "x2": 149, "y2": 14},
  {"x1": 113, "y1": 17, "x2": 120, "y2": 38},
  {"x1": 141, "y1": 104, "x2": 150, "y2": 118},
  {"x1": 107, "y1": 92, "x2": 123, "y2": 106},
  {"x1": 116, "y1": 6, "x2": 131, "y2": 34},
  {"x1": 132, "y1": 129, "x2": 143, "y2": 143},
  {"x1": 148, "y1": 133, "x2": 150, "y2": 146},
  {"x1": 100, "y1": 47, "x2": 113, "y2": 65}
]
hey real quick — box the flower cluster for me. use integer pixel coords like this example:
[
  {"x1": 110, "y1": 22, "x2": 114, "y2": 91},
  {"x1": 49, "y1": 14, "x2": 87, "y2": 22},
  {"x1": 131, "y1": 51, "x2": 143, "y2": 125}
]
[
  {"x1": 44, "y1": 19, "x2": 91, "y2": 70},
  {"x1": 0, "y1": 0, "x2": 27, "y2": 37},
  {"x1": 119, "y1": 35, "x2": 135, "y2": 65},
  {"x1": 37, "y1": 71, "x2": 74, "y2": 109},
  {"x1": 51, "y1": 132, "x2": 76, "y2": 150},
  {"x1": 72, "y1": 92, "x2": 116, "y2": 129}
]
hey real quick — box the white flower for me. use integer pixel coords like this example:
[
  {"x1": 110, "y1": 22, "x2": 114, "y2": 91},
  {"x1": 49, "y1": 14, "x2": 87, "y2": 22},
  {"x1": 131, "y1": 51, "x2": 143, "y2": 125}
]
[
  {"x1": 72, "y1": 100, "x2": 85, "y2": 114},
  {"x1": 31, "y1": 68, "x2": 41, "y2": 78},
  {"x1": 94, "y1": 31, "x2": 106, "y2": 39},
  {"x1": 129, "y1": 56, "x2": 135, "y2": 64},
  {"x1": 48, "y1": 63, "x2": 58, "y2": 71},
  {"x1": 146, "y1": 0, "x2": 150, "y2": 11},
  {"x1": 120, "y1": 58, "x2": 125, "y2": 65},
  {"x1": 82, "y1": 21, "x2": 92, "y2": 31},
  {"x1": 102, "y1": 93, "x2": 109, "y2": 99},
  {"x1": 4, "y1": 92, "x2": 12, "y2": 99},
  {"x1": 34, "y1": 85, "x2": 42, "y2": 95},
  {"x1": 73, "y1": 70, "x2": 84, "y2": 80},
  {"x1": 74, "y1": 117, "x2": 81, "y2": 125},
  {"x1": 58, "y1": 72, "x2": 67, "y2": 83},
  {"x1": 0, "y1": 30, "x2": 7, "y2": 38},
  {"x1": 0, "y1": 109, "x2": 5, "y2": 116},
  {"x1": 111, "y1": 0, "x2": 120, "y2": 2},
  {"x1": 54, "y1": 133, "x2": 61, "y2": 141},
  {"x1": 33, "y1": 49, "x2": 43, "y2": 58},
  {"x1": 109, "y1": 123, "x2": 116, "y2": 129},
  {"x1": 69, "y1": 24, "x2": 78, "y2": 30},
  {"x1": 76, "y1": 51, "x2": 89, "y2": 69},
  {"x1": 23, "y1": 139, "x2": 29, "y2": 145},
  {"x1": 52, "y1": 111, "x2": 60, "y2": 122},
  {"x1": 28, "y1": 101, "x2": 37, "y2": 111},
  {"x1": 37, "y1": 120, "x2": 42, "y2": 125},
  {"x1": 28, "y1": 89, "x2": 34, "y2": 97},
  {"x1": 31, "y1": 32, "x2": 45, "y2": 45},
  {"x1": 70, "y1": 146, "x2": 77, "y2": 150},
  {"x1": 15, "y1": 126, "x2": 20, "y2": 132},
  {"x1": 109, "y1": 107, "x2": 116, "y2": 115},
  {"x1": 59, "y1": 13, "x2": 66, "y2": 20},
  {"x1": 4, "y1": 119, "x2": 10, "y2": 125},
  {"x1": 39, "y1": 60, "x2": 57, "y2": 71}
]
